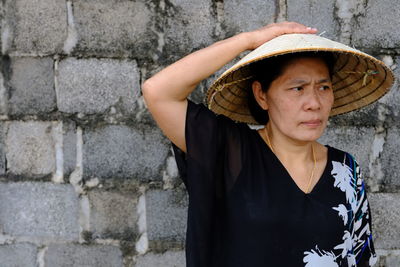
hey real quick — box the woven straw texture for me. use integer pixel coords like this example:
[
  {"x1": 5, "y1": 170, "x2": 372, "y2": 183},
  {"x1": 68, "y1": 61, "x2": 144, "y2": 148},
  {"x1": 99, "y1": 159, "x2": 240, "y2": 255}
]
[{"x1": 207, "y1": 34, "x2": 394, "y2": 124}]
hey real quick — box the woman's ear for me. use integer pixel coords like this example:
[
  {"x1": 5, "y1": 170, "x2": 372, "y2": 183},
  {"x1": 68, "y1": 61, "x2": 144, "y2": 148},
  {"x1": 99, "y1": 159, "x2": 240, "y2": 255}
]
[{"x1": 252, "y1": 81, "x2": 268, "y2": 110}]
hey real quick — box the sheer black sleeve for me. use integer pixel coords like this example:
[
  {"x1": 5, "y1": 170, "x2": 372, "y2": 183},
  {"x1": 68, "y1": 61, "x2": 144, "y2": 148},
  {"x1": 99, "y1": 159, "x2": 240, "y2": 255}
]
[{"x1": 172, "y1": 100, "x2": 226, "y2": 267}]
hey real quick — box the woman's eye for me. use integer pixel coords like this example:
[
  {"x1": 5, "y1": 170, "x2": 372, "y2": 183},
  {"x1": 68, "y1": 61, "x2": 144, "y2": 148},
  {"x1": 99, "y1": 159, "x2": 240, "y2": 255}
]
[
  {"x1": 319, "y1": 85, "x2": 331, "y2": 91},
  {"x1": 291, "y1": 87, "x2": 303, "y2": 91}
]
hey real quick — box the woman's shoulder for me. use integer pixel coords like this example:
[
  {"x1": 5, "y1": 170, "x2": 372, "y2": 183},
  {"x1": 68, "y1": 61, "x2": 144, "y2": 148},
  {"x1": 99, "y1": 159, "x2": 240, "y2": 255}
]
[
  {"x1": 325, "y1": 145, "x2": 361, "y2": 172},
  {"x1": 325, "y1": 145, "x2": 355, "y2": 160},
  {"x1": 188, "y1": 100, "x2": 253, "y2": 133}
]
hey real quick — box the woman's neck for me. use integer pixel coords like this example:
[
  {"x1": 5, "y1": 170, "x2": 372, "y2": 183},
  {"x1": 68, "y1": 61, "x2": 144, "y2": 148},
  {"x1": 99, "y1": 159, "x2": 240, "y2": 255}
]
[{"x1": 263, "y1": 122, "x2": 315, "y2": 165}]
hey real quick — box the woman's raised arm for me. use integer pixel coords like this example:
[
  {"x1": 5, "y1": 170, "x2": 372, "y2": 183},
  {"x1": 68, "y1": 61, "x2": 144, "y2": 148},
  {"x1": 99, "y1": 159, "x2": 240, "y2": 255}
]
[{"x1": 142, "y1": 22, "x2": 317, "y2": 152}]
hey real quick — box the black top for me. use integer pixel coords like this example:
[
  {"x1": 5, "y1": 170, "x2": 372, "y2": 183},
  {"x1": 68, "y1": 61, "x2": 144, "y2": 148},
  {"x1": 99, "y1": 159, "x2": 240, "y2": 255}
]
[{"x1": 173, "y1": 100, "x2": 377, "y2": 267}]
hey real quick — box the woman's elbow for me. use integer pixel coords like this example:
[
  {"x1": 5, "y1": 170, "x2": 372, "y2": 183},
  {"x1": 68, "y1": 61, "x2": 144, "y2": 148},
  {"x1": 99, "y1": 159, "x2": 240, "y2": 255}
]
[{"x1": 142, "y1": 79, "x2": 159, "y2": 106}]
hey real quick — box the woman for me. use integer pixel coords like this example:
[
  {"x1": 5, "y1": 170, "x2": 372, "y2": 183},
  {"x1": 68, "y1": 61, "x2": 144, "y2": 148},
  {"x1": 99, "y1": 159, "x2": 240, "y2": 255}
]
[{"x1": 142, "y1": 22, "x2": 393, "y2": 267}]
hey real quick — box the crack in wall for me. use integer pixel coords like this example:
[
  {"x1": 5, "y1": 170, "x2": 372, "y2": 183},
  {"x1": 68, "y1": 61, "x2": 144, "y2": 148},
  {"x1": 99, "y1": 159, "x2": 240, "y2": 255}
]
[
  {"x1": 275, "y1": 0, "x2": 287, "y2": 22},
  {"x1": 148, "y1": 0, "x2": 168, "y2": 62},
  {"x1": 51, "y1": 121, "x2": 64, "y2": 183},
  {"x1": 334, "y1": 0, "x2": 367, "y2": 44},
  {"x1": 69, "y1": 126, "x2": 83, "y2": 194},
  {"x1": 213, "y1": 0, "x2": 224, "y2": 38},
  {"x1": 0, "y1": 55, "x2": 11, "y2": 117},
  {"x1": 37, "y1": 246, "x2": 47, "y2": 267},
  {"x1": 0, "y1": 70, "x2": 8, "y2": 115},
  {"x1": 162, "y1": 153, "x2": 179, "y2": 190},
  {"x1": 368, "y1": 104, "x2": 389, "y2": 192},
  {"x1": 78, "y1": 194, "x2": 90, "y2": 243},
  {"x1": 63, "y1": 0, "x2": 78, "y2": 54},
  {"x1": 0, "y1": 232, "x2": 14, "y2": 245},
  {"x1": 135, "y1": 187, "x2": 148, "y2": 255},
  {"x1": 1, "y1": 1, "x2": 14, "y2": 55}
]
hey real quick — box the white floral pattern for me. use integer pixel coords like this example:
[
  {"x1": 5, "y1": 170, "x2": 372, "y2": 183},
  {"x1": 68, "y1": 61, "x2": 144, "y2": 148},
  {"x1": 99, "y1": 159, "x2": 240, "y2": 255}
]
[
  {"x1": 303, "y1": 154, "x2": 377, "y2": 266},
  {"x1": 303, "y1": 246, "x2": 339, "y2": 267}
]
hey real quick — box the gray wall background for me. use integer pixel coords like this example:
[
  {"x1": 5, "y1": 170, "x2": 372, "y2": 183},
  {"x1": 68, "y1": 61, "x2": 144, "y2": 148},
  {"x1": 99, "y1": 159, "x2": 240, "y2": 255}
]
[{"x1": 0, "y1": 0, "x2": 399, "y2": 266}]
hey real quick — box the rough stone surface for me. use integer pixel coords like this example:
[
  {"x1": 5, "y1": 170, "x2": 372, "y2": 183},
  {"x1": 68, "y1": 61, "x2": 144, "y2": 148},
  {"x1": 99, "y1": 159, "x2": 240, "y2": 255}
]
[
  {"x1": 0, "y1": 243, "x2": 38, "y2": 267},
  {"x1": 352, "y1": 0, "x2": 400, "y2": 49},
  {"x1": 223, "y1": 0, "x2": 275, "y2": 34},
  {"x1": 146, "y1": 189, "x2": 188, "y2": 242},
  {"x1": 135, "y1": 251, "x2": 185, "y2": 267},
  {"x1": 385, "y1": 254, "x2": 400, "y2": 267},
  {"x1": 8, "y1": 57, "x2": 56, "y2": 115},
  {"x1": 163, "y1": 0, "x2": 215, "y2": 61},
  {"x1": 73, "y1": 0, "x2": 157, "y2": 57},
  {"x1": 44, "y1": 244, "x2": 122, "y2": 267},
  {"x1": 0, "y1": 123, "x2": 5, "y2": 175},
  {"x1": 4, "y1": 0, "x2": 67, "y2": 54},
  {"x1": 318, "y1": 126, "x2": 374, "y2": 177},
  {"x1": 287, "y1": 0, "x2": 339, "y2": 40},
  {"x1": 83, "y1": 125, "x2": 169, "y2": 180},
  {"x1": 381, "y1": 127, "x2": 400, "y2": 188},
  {"x1": 57, "y1": 58, "x2": 140, "y2": 115},
  {"x1": 369, "y1": 193, "x2": 400, "y2": 249},
  {"x1": 0, "y1": 183, "x2": 79, "y2": 240},
  {"x1": 88, "y1": 190, "x2": 139, "y2": 239},
  {"x1": 6, "y1": 121, "x2": 55, "y2": 176},
  {"x1": 328, "y1": 103, "x2": 381, "y2": 127}
]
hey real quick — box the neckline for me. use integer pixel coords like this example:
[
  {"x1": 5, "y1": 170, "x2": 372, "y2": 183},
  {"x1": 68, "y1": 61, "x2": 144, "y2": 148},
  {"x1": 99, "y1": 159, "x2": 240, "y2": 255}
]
[{"x1": 254, "y1": 129, "x2": 331, "y2": 196}]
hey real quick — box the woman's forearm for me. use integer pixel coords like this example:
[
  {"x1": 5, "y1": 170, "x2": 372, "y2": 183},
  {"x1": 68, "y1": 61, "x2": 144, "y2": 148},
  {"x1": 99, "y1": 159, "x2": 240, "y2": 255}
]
[{"x1": 142, "y1": 32, "x2": 251, "y2": 102}]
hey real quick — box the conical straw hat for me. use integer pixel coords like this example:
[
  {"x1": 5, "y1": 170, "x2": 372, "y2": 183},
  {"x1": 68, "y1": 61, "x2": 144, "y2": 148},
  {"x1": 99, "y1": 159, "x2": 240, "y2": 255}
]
[{"x1": 207, "y1": 33, "x2": 394, "y2": 124}]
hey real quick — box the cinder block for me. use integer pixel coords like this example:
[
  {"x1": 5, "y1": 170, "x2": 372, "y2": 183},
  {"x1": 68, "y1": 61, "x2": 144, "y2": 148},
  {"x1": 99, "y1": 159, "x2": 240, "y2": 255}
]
[
  {"x1": 135, "y1": 251, "x2": 185, "y2": 267},
  {"x1": 83, "y1": 125, "x2": 169, "y2": 180},
  {"x1": 57, "y1": 57, "x2": 140, "y2": 115},
  {"x1": 88, "y1": 190, "x2": 139, "y2": 239},
  {"x1": 44, "y1": 244, "x2": 122, "y2": 267},
  {"x1": 4, "y1": 0, "x2": 67, "y2": 54},
  {"x1": 163, "y1": 0, "x2": 215, "y2": 57},
  {"x1": 369, "y1": 193, "x2": 400, "y2": 249},
  {"x1": 385, "y1": 254, "x2": 400, "y2": 267},
  {"x1": 145, "y1": 189, "x2": 188, "y2": 242},
  {"x1": 381, "y1": 127, "x2": 400, "y2": 187},
  {"x1": 8, "y1": 57, "x2": 56, "y2": 115},
  {"x1": 328, "y1": 103, "x2": 381, "y2": 127},
  {"x1": 73, "y1": 0, "x2": 157, "y2": 57},
  {"x1": 318, "y1": 125, "x2": 374, "y2": 177},
  {"x1": 0, "y1": 243, "x2": 38, "y2": 267},
  {"x1": 6, "y1": 121, "x2": 55, "y2": 176},
  {"x1": 0, "y1": 183, "x2": 79, "y2": 241},
  {"x1": 287, "y1": 0, "x2": 339, "y2": 40},
  {"x1": 0, "y1": 123, "x2": 5, "y2": 175},
  {"x1": 224, "y1": 0, "x2": 275, "y2": 33},
  {"x1": 352, "y1": 0, "x2": 400, "y2": 48}
]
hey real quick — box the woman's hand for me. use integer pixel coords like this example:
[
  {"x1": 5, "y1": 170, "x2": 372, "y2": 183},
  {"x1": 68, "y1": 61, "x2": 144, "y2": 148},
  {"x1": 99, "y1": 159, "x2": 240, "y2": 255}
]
[{"x1": 245, "y1": 22, "x2": 318, "y2": 50}]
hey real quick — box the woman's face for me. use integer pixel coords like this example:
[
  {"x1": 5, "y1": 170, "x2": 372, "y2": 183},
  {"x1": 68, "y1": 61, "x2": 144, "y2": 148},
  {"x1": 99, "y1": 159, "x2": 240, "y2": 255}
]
[{"x1": 263, "y1": 57, "x2": 334, "y2": 142}]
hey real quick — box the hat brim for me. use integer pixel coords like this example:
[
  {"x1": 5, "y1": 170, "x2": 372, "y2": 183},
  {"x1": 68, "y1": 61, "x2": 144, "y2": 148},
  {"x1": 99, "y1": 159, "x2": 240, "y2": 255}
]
[{"x1": 207, "y1": 34, "x2": 394, "y2": 124}]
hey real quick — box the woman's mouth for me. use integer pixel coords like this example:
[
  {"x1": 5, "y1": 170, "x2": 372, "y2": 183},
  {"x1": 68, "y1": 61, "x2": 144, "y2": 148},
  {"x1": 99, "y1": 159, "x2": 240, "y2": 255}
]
[{"x1": 301, "y1": 120, "x2": 322, "y2": 127}]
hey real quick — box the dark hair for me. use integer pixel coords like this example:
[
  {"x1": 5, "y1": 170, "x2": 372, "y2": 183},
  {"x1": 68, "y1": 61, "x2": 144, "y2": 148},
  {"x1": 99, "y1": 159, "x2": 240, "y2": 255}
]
[{"x1": 247, "y1": 51, "x2": 336, "y2": 125}]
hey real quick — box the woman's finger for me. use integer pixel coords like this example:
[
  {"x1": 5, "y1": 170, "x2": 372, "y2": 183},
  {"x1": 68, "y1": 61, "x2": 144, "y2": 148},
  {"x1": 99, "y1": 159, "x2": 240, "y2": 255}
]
[{"x1": 247, "y1": 21, "x2": 318, "y2": 49}]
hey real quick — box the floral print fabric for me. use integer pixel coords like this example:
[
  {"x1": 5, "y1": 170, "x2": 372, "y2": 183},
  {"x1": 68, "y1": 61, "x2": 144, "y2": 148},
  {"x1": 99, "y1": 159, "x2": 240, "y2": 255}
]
[{"x1": 303, "y1": 154, "x2": 377, "y2": 266}]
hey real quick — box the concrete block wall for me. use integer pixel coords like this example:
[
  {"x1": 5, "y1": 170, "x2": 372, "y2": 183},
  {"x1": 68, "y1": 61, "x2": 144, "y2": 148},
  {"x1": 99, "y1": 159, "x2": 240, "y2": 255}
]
[{"x1": 0, "y1": 0, "x2": 399, "y2": 266}]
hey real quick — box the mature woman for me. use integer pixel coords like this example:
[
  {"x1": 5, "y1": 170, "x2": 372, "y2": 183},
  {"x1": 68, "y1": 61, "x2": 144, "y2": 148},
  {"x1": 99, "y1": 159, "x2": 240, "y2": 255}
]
[{"x1": 142, "y1": 22, "x2": 393, "y2": 267}]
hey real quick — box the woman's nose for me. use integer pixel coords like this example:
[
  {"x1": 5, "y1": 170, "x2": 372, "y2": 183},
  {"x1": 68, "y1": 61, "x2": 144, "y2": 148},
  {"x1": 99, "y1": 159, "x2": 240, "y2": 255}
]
[{"x1": 304, "y1": 88, "x2": 321, "y2": 110}]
